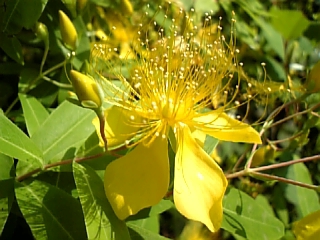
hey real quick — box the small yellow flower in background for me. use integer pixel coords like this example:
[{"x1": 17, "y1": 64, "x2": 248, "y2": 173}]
[
  {"x1": 92, "y1": 6, "x2": 136, "y2": 59},
  {"x1": 91, "y1": 5, "x2": 262, "y2": 232}
]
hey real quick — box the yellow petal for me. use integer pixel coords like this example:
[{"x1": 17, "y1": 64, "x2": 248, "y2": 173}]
[
  {"x1": 190, "y1": 129, "x2": 222, "y2": 164},
  {"x1": 193, "y1": 110, "x2": 261, "y2": 144},
  {"x1": 293, "y1": 209, "x2": 320, "y2": 240},
  {"x1": 174, "y1": 125, "x2": 228, "y2": 232},
  {"x1": 191, "y1": 129, "x2": 206, "y2": 148},
  {"x1": 104, "y1": 137, "x2": 169, "y2": 219},
  {"x1": 92, "y1": 106, "x2": 140, "y2": 148}
]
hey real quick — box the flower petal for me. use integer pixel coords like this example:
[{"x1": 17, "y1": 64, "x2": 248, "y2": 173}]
[
  {"x1": 104, "y1": 137, "x2": 169, "y2": 219},
  {"x1": 193, "y1": 110, "x2": 261, "y2": 144},
  {"x1": 191, "y1": 129, "x2": 207, "y2": 147},
  {"x1": 174, "y1": 125, "x2": 228, "y2": 232},
  {"x1": 92, "y1": 106, "x2": 140, "y2": 148}
]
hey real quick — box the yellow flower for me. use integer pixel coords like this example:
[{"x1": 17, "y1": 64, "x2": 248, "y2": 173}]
[{"x1": 91, "y1": 6, "x2": 262, "y2": 232}]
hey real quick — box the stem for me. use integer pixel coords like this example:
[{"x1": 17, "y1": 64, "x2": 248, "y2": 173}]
[
  {"x1": 311, "y1": 111, "x2": 320, "y2": 118},
  {"x1": 245, "y1": 128, "x2": 265, "y2": 169},
  {"x1": 16, "y1": 152, "x2": 105, "y2": 182},
  {"x1": 268, "y1": 102, "x2": 320, "y2": 129},
  {"x1": 96, "y1": 109, "x2": 108, "y2": 152},
  {"x1": 226, "y1": 154, "x2": 320, "y2": 179},
  {"x1": 42, "y1": 60, "x2": 67, "y2": 77},
  {"x1": 232, "y1": 146, "x2": 250, "y2": 171},
  {"x1": 4, "y1": 98, "x2": 19, "y2": 116},
  {"x1": 250, "y1": 154, "x2": 320, "y2": 172},
  {"x1": 42, "y1": 76, "x2": 73, "y2": 89},
  {"x1": 244, "y1": 98, "x2": 318, "y2": 170},
  {"x1": 249, "y1": 171, "x2": 319, "y2": 190},
  {"x1": 225, "y1": 169, "x2": 246, "y2": 179},
  {"x1": 267, "y1": 131, "x2": 303, "y2": 144},
  {"x1": 40, "y1": 43, "x2": 49, "y2": 74},
  {"x1": 265, "y1": 96, "x2": 302, "y2": 123},
  {"x1": 5, "y1": 60, "x2": 67, "y2": 115}
]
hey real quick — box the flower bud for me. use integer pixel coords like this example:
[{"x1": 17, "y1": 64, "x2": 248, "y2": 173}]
[
  {"x1": 58, "y1": 10, "x2": 78, "y2": 50},
  {"x1": 69, "y1": 70, "x2": 104, "y2": 109},
  {"x1": 251, "y1": 145, "x2": 274, "y2": 167},
  {"x1": 119, "y1": 0, "x2": 133, "y2": 16},
  {"x1": 77, "y1": 0, "x2": 88, "y2": 13},
  {"x1": 34, "y1": 22, "x2": 49, "y2": 48}
]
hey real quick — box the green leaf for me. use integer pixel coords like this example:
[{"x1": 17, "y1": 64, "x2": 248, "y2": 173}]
[
  {"x1": 203, "y1": 135, "x2": 219, "y2": 156},
  {"x1": 28, "y1": 81, "x2": 59, "y2": 107},
  {"x1": 272, "y1": 185, "x2": 289, "y2": 226},
  {"x1": 19, "y1": 94, "x2": 49, "y2": 137},
  {"x1": 76, "y1": 132, "x2": 114, "y2": 172},
  {"x1": 149, "y1": 200, "x2": 174, "y2": 216},
  {"x1": 222, "y1": 188, "x2": 285, "y2": 240},
  {"x1": 260, "y1": 23, "x2": 285, "y2": 61},
  {"x1": 1, "y1": 0, "x2": 48, "y2": 33},
  {"x1": 194, "y1": 0, "x2": 219, "y2": 14},
  {"x1": 15, "y1": 179, "x2": 87, "y2": 239},
  {"x1": 270, "y1": 7, "x2": 310, "y2": 40},
  {"x1": 264, "y1": 56, "x2": 286, "y2": 82},
  {"x1": 127, "y1": 222, "x2": 170, "y2": 240},
  {"x1": 0, "y1": 62, "x2": 23, "y2": 75},
  {"x1": 285, "y1": 163, "x2": 320, "y2": 218},
  {"x1": 0, "y1": 112, "x2": 43, "y2": 167},
  {"x1": 234, "y1": 17, "x2": 260, "y2": 50},
  {"x1": 127, "y1": 199, "x2": 174, "y2": 221},
  {"x1": 90, "y1": 0, "x2": 111, "y2": 7},
  {"x1": 128, "y1": 216, "x2": 160, "y2": 236},
  {"x1": 0, "y1": 179, "x2": 14, "y2": 234},
  {"x1": 234, "y1": 0, "x2": 285, "y2": 60},
  {"x1": 18, "y1": 67, "x2": 39, "y2": 93},
  {"x1": 31, "y1": 101, "x2": 96, "y2": 164},
  {"x1": 0, "y1": 33, "x2": 24, "y2": 65},
  {"x1": 73, "y1": 162, "x2": 130, "y2": 240},
  {"x1": 179, "y1": 0, "x2": 193, "y2": 10},
  {"x1": 304, "y1": 23, "x2": 320, "y2": 42},
  {"x1": 254, "y1": 195, "x2": 275, "y2": 216},
  {"x1": 0, "y1": 153, "x2": 14, "y2": 181}
]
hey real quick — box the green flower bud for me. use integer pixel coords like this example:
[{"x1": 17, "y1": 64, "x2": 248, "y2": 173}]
[
  {"x1": 251, "y1": 145, "x2": 274, "y2": 167},
  {"x1": 59, "y1": 10, "x2": 78, "y2": 50},
  {"x1": 119, "y1": 0, "x2": 133, "y2": 16},
  {"x1": 69, "y1": 70, "x2": 104, "y2": 109},
  {"x1": 34, "y1": 22, "x2": 49, "y2": 48},
  {"x1": 77, "y1": 0, "x2": 88, "y2": 13}
]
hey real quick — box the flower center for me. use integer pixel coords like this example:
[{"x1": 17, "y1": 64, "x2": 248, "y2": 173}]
[{"x1": 160, "y1": 98, "x2": 193, "y2": 125}]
